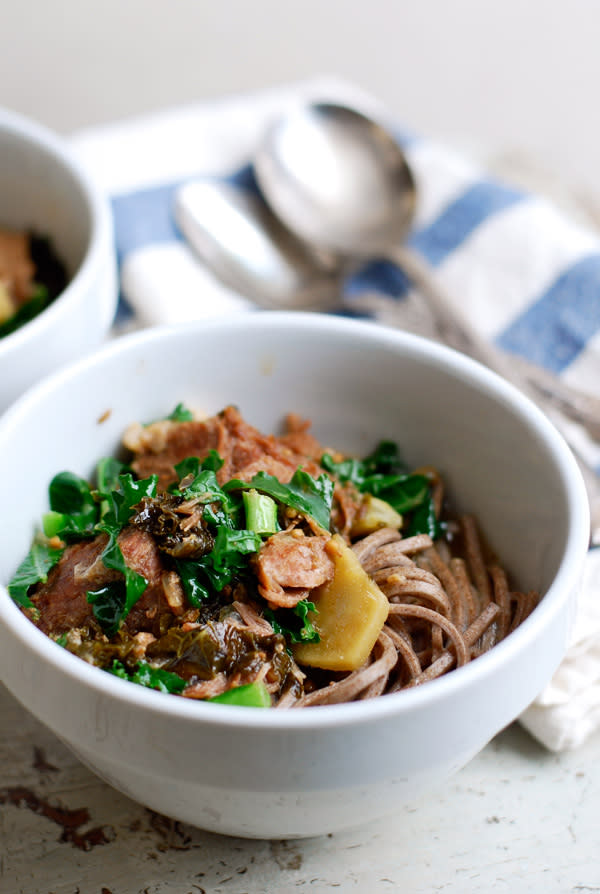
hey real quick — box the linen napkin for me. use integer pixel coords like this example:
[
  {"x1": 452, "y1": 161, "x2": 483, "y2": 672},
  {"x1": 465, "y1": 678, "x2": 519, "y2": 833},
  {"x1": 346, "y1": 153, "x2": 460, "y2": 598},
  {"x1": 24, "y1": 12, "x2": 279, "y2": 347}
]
[{"x1": 70, "y1": 76, "x2": 600, "y2": 751}]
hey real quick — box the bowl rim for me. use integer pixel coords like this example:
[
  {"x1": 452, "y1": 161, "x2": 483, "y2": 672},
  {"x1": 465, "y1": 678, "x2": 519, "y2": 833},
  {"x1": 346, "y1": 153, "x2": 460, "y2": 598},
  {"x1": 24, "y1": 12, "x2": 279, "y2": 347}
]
[
  {"x1": 0, "y1": 313, "x2": 591, "y2": 731},
  {"x1": 0, "y1": 105, "x2": 114, "y2": 355}
]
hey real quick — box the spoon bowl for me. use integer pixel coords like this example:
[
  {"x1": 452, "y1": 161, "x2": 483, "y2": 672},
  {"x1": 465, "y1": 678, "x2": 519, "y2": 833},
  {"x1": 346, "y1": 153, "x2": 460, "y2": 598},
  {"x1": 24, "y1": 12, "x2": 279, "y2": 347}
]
[
  {"x1": 254, "y1": 102, "x2": 416, "y2": 258},
  {"x1": 175, "y1": 179, "x2": 343, "y2": 311}
]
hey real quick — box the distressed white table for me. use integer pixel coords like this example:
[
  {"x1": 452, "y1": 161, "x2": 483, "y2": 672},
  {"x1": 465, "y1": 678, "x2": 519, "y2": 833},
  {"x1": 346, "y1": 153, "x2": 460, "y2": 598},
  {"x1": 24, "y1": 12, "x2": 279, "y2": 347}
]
[{"x1": 1, "y1": 680, "x2": 599, "y2": 894}]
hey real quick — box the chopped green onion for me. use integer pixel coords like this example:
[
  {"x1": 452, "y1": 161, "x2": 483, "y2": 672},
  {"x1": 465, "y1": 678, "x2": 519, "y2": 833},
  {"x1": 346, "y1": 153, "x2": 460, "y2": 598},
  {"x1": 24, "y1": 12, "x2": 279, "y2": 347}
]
[
  {"x1": 208, "y1": 681, "x2": 271, "y2": 707},
  {"x1": 42, "y1": 510, "x2": 67, "y2": 538},
  {"x1": 243, "y1": 489, "x2": 280, "y2": 535}
]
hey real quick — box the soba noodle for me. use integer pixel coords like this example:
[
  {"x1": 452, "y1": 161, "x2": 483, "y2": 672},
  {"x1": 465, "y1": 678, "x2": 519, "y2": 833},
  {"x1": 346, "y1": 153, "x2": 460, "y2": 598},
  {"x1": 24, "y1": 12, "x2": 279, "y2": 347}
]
[{"x1": 295, "y1": 518, "x2": 537, "y2": 707}]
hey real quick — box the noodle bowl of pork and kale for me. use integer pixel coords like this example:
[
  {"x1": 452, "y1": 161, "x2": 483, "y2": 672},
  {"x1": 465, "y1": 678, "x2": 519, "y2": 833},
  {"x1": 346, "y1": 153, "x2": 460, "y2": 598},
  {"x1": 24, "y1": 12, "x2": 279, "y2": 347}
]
[
  {"x1": 0, "y1": 228, "x2": 67, "y2": 339},
  {"x1": 9, "y1": 404, "x2": 539, "y2": 708}
]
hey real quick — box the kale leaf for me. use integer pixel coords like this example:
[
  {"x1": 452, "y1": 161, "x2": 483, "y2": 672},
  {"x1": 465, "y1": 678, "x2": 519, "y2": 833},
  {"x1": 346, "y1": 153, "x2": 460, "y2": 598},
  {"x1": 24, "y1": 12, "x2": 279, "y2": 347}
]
[
  {"x1": 8, "y1": 541, "x2": 64, "y2": 608},
  {"x1": 265, "y1": 598, "x2": 320, "y2": 644},
  {"x1": 174, "y1": 454, "x2": 239, "y2": 528},
  {"x1": 44, "y1": 471, "x2": 99, "y2": 540},
  {"x1": 109, "y1": 658, "x2": 187, "y2": 694},
  {"x1": 95, "y1": 457, "x2": 131, "y2": 498},
  {"x1": 171, "y1": 456, "x2": 333, "y2": 607},
  {"x1": 166, "y1": 402, "x2": 194, "y2": 422},
  {"x1": 0, "y1": 284, "x2": 49, "y2": 339},
  {"x1": 175, "y1": 526, "x2": 262, "y2": 605},
  {"x1": 322, "y1": 440, "x2": 442, "y2": 537},
  {"x1": 87, "y1": 582, "x2": 127, "y2": 637},
  {"x1": 225, "y1": 467, "x2": 334, "y2": 532},
  {"x1": 93, "y1": 472, "x2": 159, "y2": 622}
]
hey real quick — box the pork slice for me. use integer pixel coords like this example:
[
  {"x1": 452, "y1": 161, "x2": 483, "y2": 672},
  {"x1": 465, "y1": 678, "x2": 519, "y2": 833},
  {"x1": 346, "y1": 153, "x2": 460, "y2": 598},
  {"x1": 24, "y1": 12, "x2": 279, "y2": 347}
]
[
  {"x1": 232, "y1": 455, "x2": 301, "y2": 485},
  {"x1": 31, "y1": 535, "x2": 117, "y2": 634},
  {"x1": 331, "y1": 481, "x2": 363, "y2": 539},
  {"x1": 0, "y1": 229, "x2": 36, "y2": 306},
  {"x1": 127, "y1": 405, "x2": 325, "y2": 492},
  {"x1": 220, "y1": 406, "x2": 305, "y2": 483},
  {"x1": 256, "y1": 531, "x2": 334, "y2": 608},
  {"x1": 117, "y1": 527, "x2": 176, "y2": 634},
  {"x1": 31, "y1": 527, "x2": 183, "y2": 637},
  {"x1": 278, "y1": 412, "x2": 323, "y2": 459},
  {"x1": 126, "y1": 405, "x2": 281, "y2": 489},
  {"x1": 127, "y1": 414, "x2": 230, "y2": 491}
]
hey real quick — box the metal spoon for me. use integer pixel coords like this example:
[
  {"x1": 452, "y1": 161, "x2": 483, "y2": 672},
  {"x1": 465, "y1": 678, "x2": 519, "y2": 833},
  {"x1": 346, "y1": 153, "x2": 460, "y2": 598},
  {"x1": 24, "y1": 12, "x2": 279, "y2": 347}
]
[
  {"x1": 174, "y1": 112, "x2": 600, "y2": 444},
  {"x1": 174, "y1": 179, "x2": 343, "y2": 311},
  {"x1": 253, "y1": 100, "x2": 600, "y2": 538},
  {"x1": 254, "y1": 101, "x2": 600, "y2": 436}
]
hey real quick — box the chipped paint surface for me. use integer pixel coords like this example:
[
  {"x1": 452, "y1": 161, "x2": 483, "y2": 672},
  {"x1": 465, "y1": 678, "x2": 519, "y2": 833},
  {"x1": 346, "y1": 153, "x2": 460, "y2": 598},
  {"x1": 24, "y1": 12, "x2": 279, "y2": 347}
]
[
  {"x1": 0, "y1": 786, "x2": 113, "y2": 851},
  {"x1": 1, "y1": 681, "x2": 599, "y2": 893}
]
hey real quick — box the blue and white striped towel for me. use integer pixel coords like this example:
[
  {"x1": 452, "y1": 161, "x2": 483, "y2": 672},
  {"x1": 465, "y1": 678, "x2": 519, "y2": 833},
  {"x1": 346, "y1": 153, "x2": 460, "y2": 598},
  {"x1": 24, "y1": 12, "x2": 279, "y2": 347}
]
[{"x1": 70, "y1": 77, "x2": 600, "y2": 751}]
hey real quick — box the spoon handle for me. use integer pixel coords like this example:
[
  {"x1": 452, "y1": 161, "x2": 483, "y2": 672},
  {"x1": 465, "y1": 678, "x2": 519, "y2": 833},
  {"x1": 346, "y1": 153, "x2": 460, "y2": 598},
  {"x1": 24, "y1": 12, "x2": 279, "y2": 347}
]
[
  {"x1": 388, "y1": 243, "x2": 600, "y2": 544},
  {"x1": 390, "y1": 244, "x2": 600, "y2": 440}
]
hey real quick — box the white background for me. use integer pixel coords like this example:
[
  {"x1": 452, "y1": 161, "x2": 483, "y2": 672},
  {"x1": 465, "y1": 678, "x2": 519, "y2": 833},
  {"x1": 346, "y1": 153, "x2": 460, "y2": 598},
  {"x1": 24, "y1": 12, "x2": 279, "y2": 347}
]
[{"x1": 3, "y1": 0, "x2": 600, "y2": 198}]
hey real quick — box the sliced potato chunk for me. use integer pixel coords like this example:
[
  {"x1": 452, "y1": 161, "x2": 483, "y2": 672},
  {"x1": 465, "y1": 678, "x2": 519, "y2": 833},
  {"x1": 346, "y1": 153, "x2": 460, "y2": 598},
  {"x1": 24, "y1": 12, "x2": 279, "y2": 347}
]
[
  {"x1": 292, "y1": 534, "x2": 389, "y2": 671},
  {"x1": 0, "y1": 281, "x2": 16, "y2": 325},
  {"x1": 350, "y1": 494, "x2": 403, "y2": 538}
]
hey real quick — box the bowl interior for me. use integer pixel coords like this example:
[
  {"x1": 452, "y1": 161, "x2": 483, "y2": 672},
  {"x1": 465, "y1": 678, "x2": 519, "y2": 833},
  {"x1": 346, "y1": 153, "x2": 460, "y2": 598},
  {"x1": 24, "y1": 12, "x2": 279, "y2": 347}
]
[
  {"x1": 0, "y1": 113, "x2": 92, "y2": 278},
  {"x1": 0, "y1": 314, "x2": 576, "y2": 603}
]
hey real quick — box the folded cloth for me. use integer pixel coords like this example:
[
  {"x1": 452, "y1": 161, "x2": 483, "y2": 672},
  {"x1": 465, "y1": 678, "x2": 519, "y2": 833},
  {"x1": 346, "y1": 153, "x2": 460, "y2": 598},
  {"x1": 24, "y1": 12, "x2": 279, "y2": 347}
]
[{"x1": 70, "y1": 76, "x2": 600, "y2": 751}]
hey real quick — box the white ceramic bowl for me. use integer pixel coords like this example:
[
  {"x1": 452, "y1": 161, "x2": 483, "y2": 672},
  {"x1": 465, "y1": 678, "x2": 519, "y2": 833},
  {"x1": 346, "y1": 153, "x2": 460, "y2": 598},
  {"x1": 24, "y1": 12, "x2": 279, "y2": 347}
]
[
  {"x1": 0, "y1": 106, "x2": 118, "y2": 411},
  {"x1": 0, "y1": 314, "x2": 590, "y2": 838}
]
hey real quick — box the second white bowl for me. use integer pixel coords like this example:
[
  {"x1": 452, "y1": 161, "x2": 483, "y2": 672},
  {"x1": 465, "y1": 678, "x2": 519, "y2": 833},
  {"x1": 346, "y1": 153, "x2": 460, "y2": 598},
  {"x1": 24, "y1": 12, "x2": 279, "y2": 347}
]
[{"x1": 0, "y1": 106, "x2": 118, "y2": 411}]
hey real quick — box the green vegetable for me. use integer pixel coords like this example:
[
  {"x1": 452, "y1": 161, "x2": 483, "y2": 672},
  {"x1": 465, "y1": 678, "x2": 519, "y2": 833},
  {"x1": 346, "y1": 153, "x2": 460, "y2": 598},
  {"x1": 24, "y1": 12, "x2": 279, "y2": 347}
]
[
  {"x1": 87, "y1": 582, "x2": 126, "y2": 637},
  {"x1": 174, "y1": 558, "x2": 211, "y2": 606},
  {"x1": 321, "y1": 440, "x2": 407, "y2": 487},
  {"x1": 109, "y1": 658, "x2": 187, "y2": 694},
  {"x1": 48, "y1": 470, "x2": 95, "y2": 515},
  {"x1": 93, "y1": 531, "x2": 146, "y2": 626},
  {"x1": 174, "y1": 455, "x2": 239, "y2": 529},
  {"x1": 94, "y1": 457, "x2": 132, "y2": 520},
  {"x1": 225, "y1": 467, "x2": 334, "y2": 532},
  {"x1": 170, "y1": 457, "x2": 332, "y2": 608},
  {"x1": 361, "y1": 440, "x2": 407, "y2": 475},
  {"x1": 175, "y1": 454, "x2": 332, "y2": 531},
  {"x1": 209, "y1": 527, "x2": 262, "y2": 578},
  {"x1": 365, "y1": 473, "x2": 430, "y2": 512},
  {"x1": 265, "y1": 599, "x2": 320, "y2": 644},
  {"x1": 95, "y1": 457, "x2": 131, "y2": 498},
  {"x1": 0, "y1": 284, "x2": 49, "y2": 339},
  {"x1": 10, "y1": 469, "x2": 159, "y2": 627},
  {"x1": 101, "y1": 472, "x2": 159, "y2": 529},
  {"x1": 209, "y1": 680, "x2": 271, "y2": 707},
  {"x1": 145, "y1": 402, "x2": 195, "y2": 426},
  {"x1": 322, "y1": 441, "x2": 441, "y2": 537},
  {"x1": 43, "y1": 471, "x2": 99, "y2": 540},
  {"x1": 41, "y1": 510, "x2": 69, "y2": 539},
  {"x1": 8, "y1": 541, "x2": 64, "y2": 608},
  {"x1": 176, "y1": 449, "x2": 223, "y2": 477},
  {"x1": 175, "y1": 525, "x2": 262, "y2": 604},
  {"x1": 166, "y1": 402, "x2": 194, "y2": 422},
  {"x1": 407, "y1": 492, "x2": 442, "y2": 540},
  {"x1": 91, "y1": 472, "x2": 159, "y2": 631},
  {"x1": 243, "y1": 490, "x2": 280, "y2": 535}
]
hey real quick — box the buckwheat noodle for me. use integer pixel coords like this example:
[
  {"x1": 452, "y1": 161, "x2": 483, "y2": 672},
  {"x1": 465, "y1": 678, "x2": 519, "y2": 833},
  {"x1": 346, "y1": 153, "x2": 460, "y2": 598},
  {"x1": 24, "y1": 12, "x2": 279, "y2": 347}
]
[{"x1": 294, "y1": 515, "x2": 538, "y2": 707}]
